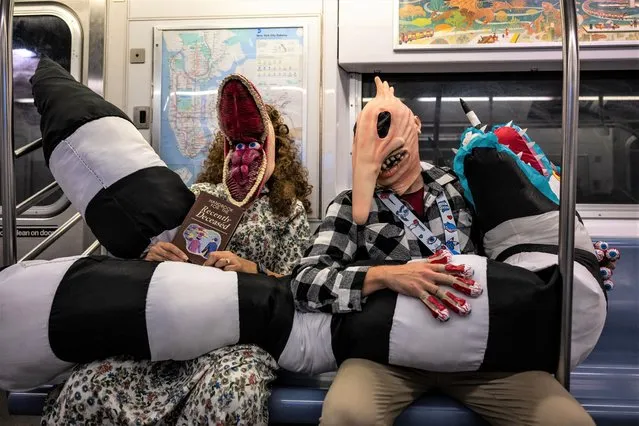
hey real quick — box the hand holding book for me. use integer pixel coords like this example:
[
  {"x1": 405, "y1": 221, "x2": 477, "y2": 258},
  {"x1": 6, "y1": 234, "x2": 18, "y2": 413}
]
[
  {"x1": 203, "y1": 251, "x2": 283, "y2": 277},
  {"x1": 145, "y1": 241, "x2": 189, "y2": 263},
  {"x1": 144, "y1": 242, "x2": 266, "y2": 275},
  {"x1": 148, "y1": 193, "x2": 284, "y2": 277},
  {"x1": 203, "y1": 250, "x2": 258, "y2": 274}
]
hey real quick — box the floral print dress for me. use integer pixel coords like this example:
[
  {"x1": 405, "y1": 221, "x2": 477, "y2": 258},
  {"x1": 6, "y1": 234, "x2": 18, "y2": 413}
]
[{"x1": 41, "y1": 183, "x2": 311, "y2": 426}]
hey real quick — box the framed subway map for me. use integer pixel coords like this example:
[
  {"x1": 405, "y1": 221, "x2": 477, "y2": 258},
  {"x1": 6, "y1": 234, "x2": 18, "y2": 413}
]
[
  {"x1": 394, "y1": 0, "x2": 639, "y2": 49},
  {"x1": 152, "y1": 17, "x2": 322, "y2": 218}
]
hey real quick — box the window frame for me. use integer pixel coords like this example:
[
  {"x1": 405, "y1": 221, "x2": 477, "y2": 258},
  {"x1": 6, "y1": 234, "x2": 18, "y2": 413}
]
[
  {"x1": 353, "y1": 73, "x2": 639, "y2": 220},
  {"x1": 1, "y1": 4, "x2": 83, "y2": 218}
]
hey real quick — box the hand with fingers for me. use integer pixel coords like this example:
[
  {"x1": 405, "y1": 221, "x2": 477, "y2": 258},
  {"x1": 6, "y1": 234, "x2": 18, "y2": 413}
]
[
  {"x1": 352, "y1": 76, "x2": 418, "y2": 174},
  {"x1": 203, "y1": 251, "x2": 258, "y2": 274},
  {"x1": 144, "y1": 241, "x2": 189, "y2": 263},
  {"x1": 365, "y1": 249, "x2": 481, "y2": 322},
  {"x1": 593, "y1": 240, "x2": 621, "y2": 291},
  {"x1": 351, "y1": 76, "x2": 421, "y2": 225}
]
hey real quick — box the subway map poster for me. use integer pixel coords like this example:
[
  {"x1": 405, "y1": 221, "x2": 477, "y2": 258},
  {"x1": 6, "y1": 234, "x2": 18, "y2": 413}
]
[
  {"x1": 394, "y1": 0, "x2": 639, "y2": 48},
  {"x1": 154, "y1": 27, "x2": 305, "y2": 186}
]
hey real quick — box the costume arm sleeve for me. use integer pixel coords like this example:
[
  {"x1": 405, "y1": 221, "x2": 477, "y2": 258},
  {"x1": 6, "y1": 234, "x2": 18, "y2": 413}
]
[
  {"x1": 290, "y1": 194, "x2": 370, "y2": 314},
  {"x1": 267, "y1": 201, "x2": 312, "y2": 275}
]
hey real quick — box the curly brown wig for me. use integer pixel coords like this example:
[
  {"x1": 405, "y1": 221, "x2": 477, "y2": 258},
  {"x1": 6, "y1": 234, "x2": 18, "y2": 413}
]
[{"x1": 197, "y1": 104, "x2": 312, "y2": 217}]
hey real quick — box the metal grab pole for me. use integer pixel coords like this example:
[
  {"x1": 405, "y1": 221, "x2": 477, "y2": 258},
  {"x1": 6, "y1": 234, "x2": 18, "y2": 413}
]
[
  {"x1": 0, "y1": 0, "x2": 16, "y2": 266},
  {"x1": 82, "y1": 240, "x2": 101, "y2": 256},
  {"x1": 556, "y1": 0, "x2": 581, "y2": 390},
  {"x1": 19, "y1": 212, "x2": 82, "y2": 262},
  {"x1": 14, "y1": 137, "x2": 42, "y2": 158}
]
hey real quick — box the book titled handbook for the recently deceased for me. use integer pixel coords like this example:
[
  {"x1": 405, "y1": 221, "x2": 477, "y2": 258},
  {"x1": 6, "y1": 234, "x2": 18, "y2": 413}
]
[{"x1": 171, "y1": 192, "x2": 244, "y2": 265}]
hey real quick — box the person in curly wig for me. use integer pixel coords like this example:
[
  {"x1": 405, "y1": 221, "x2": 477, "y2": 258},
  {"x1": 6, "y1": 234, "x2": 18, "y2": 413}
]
[
  {"x1": 44, "y1": 75, "x2": 313, "y2": 426},
  {"x1": 146, "y1": 81, "x2": 313, "y2": 278}
]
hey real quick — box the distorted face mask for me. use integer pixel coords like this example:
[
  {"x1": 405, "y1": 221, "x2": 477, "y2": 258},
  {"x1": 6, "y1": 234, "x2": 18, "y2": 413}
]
[
  {"x1": 351, "y1": 76, "x2": 422, "y2": 225},
  {"x1": 217, "y1": 74, "x2": 276, "y2": 207}
]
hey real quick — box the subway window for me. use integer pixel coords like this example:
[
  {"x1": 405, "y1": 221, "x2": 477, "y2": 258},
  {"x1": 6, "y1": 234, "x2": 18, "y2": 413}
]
[
  {"x1": 0, "y1": 13, "x2": 78, "y2": 215},
  {"x1": 362, "y1": 71, "x2": 639, "y2": 205}
]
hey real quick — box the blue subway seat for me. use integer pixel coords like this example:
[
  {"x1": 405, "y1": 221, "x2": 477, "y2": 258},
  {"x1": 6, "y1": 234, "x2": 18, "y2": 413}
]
[
  {"x1": 10, "y1": 368, "x2": 638, "y2": 426},
  {"x1": 269, "y1": 371, "x2": 489, "y2": 425}
]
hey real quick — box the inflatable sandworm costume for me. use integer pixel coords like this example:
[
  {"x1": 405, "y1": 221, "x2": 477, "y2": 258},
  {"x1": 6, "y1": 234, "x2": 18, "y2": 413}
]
[{"x1": 0, "y1": 58, "x2": 607, "y2": 391}]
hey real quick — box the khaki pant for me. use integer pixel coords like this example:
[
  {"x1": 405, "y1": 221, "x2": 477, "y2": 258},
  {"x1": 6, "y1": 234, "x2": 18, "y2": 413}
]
[{"x1": 320, "y1": 359, "x2": 595, "y2": 426}]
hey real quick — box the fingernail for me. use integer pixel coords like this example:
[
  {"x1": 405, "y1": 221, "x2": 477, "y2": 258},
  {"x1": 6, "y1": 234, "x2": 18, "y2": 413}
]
[
  {"x1": 441, "y1": 291, "x2": 471, "y2": 316},
  {"x1": 452, "y1": 278, "x2": 483, "y2": 297},
  {"x1": 604, "y1": 279, "x2": 614, "y2": 291},
  {"x1": 605, "y1": 248, "x2": 620, "y2": 261},
  {"x1": 600, "y1": 267, "x2": 613, "y2": 280},
  {"x1": 421, "y1": 294, "x2": 450, "y2": 322},
  {"x1": 445, "y1": 264, "x2": 474, "y2": 277},
  {"x1": 428, "y1": 249, "x2": 453, "y2": 265}
]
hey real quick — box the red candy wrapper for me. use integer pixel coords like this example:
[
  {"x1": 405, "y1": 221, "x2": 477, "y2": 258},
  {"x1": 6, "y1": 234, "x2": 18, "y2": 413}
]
[
  {"x1": 427, "y1": 249, "x2": 453, "y2": 265},
  {"x1": 452, "y1": 277, "x2": 483, "y2": 297},
  {"x1": 440, "y1": 291, "x2": 471, "y2": 316},
  {"x1": 420, "y1": 293, "x2": 450, "y2": 322},
  {"x1": 445, "y1": 263, "x2": 474, "y2": 278}
]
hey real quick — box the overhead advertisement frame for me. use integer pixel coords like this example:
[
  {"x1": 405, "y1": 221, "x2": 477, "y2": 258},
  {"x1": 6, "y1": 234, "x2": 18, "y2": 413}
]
[
  {"x1": 393, "y1": 0, "x2": 639, "y2": 50},
  {"x1": 151, "y1": 16, "x2": 321, "y2": 219}
]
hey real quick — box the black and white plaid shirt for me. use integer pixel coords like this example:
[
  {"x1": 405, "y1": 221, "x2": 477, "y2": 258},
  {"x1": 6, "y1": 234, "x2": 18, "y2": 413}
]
[{"x1": 290, "y1": 162, "x2": 478, "y2": 314}]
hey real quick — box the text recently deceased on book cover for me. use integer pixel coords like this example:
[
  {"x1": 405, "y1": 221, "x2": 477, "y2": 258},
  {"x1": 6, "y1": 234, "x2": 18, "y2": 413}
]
[{"x1": 173, "y1": 193, "x2": 244, "y2": 264}]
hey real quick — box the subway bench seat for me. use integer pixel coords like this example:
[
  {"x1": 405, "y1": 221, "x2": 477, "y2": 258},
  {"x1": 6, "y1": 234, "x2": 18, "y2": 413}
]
[
  {"x1": 269, "y1": 366, "x2": 639, "y2": 426},
  {"x1": 269, "y1": 371, "x2": 489, "y2": 425},
  {"x1": 7, "y1": 367, "x2": 639, "y2": 425}
]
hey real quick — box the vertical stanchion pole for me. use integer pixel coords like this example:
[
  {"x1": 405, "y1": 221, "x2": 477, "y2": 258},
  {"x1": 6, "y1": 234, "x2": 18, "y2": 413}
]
[
  {"x1": 557, "y1": 0, "x2": 581, "y2": 390},
  {"x1": 0, "y1": 0, "x2": 16, "y2": 266}
]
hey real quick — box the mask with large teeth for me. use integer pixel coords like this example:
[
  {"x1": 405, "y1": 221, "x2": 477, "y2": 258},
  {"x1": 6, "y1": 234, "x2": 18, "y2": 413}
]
[
  {"x1": 217, "y1": 74, "x2": 276, "y2": 207},
  {"x1": 493, "y1": 121, "x2": 554, "y2": 177},
  {"x1": 453, "y1": 123, "x2": 561, "y2": 212},
  {"x1": 351, "y1": 76, "x2": 423, "y2": 225},
  {"x1": 380, "y1": 149, "x2": 408, "y2": 172}
]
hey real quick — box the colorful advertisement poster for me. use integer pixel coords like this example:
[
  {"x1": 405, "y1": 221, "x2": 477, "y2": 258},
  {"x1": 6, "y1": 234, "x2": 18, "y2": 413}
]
[{"x1": 395, "y1": 0, "x2": 639, "y2": 49}]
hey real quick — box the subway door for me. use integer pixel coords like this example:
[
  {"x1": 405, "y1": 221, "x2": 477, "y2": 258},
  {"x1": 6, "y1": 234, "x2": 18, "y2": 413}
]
[{"x1": 0, "y1": 0, "x2": 105, "y2": 262}]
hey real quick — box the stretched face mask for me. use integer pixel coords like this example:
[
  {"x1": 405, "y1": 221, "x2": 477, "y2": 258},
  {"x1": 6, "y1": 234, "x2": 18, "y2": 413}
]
[
  {"x1": 351, "y1": 76, "x2": 422, "y2": 225},
  {"x1": 217, "y1": 74, "x2": 276, "y2": 207}
]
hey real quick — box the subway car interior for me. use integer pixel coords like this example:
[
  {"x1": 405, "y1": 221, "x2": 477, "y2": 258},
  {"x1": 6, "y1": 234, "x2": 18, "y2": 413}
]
[{"x1": 1, "y1": 0, "x2": 638, "y2": 425}]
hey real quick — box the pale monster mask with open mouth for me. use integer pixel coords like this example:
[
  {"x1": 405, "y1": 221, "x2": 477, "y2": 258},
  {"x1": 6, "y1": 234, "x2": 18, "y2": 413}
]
[
  {"x1": 352, "y1": 76, "x2": 423, "y2": 225},
  {"x1": 217, "y1": 74, "x2": 276, "y2": 207}
]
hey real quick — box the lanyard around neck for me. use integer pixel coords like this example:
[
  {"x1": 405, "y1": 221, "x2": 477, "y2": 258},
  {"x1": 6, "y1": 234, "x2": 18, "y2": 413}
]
[{"x1": 377, "y1": 191, "x2": 461, "y2": 255}]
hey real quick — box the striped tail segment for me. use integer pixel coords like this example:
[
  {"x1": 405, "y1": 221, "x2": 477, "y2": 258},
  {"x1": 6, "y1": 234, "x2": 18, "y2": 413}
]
[{"x1": 30, "y1": 57, "x2": 194, "y2": 258}]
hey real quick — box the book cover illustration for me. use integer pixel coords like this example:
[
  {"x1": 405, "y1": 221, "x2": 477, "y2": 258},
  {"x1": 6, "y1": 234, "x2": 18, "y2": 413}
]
[{"x1": 172, "y1": 192, "x2": 245, "y2": 265}]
